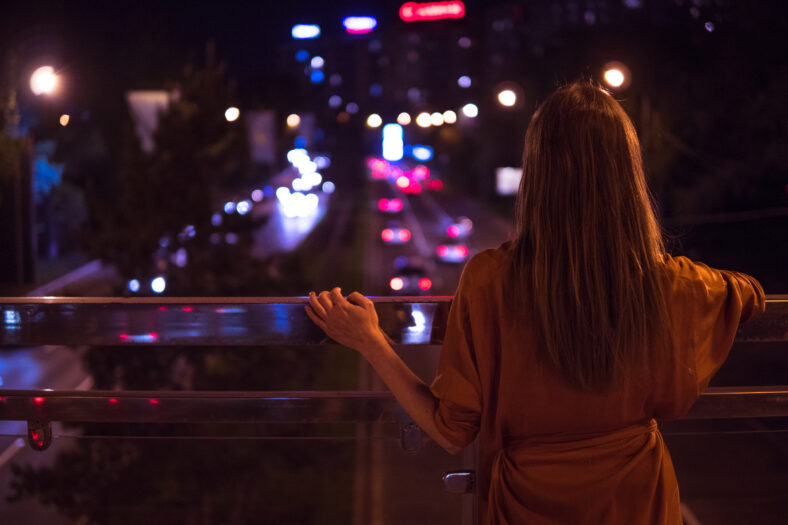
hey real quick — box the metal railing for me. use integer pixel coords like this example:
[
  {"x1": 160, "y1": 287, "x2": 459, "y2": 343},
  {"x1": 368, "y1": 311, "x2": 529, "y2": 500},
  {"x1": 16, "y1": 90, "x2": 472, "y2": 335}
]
[{"x1": 2, "y1": 296, "x2": 787, "y2": 455}]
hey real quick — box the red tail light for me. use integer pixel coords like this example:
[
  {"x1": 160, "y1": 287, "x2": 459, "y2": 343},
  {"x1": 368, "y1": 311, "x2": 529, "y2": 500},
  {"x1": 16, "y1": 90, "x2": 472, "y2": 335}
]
[
  {"x1": 381, "y1": 229, "x2": 394, "y2": 242},
  {"x1": 437, "y1": 245, "x2": 449, "y2": 257},
  {"x1": 447, "y1": 225, "x2": 459, "y2": 237},
  {"x1": 390, "y1": 198, "x2": 403, "y2": 211},
  {"x1": 399, "y1": 229, "x2": 411, "y2": 242},
  {"x1": 457, "y1": 245, "x2": 469, "y2": 257},
  {"x1": 378, "y1": 198, "x2": 389, "y2": 211},
  {"x1": 418, "y1": 277, "x2": 432, "y2": 290}
]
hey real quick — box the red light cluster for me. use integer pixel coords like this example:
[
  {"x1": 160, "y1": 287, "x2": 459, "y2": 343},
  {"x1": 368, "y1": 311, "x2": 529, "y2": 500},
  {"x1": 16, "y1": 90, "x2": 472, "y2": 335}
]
[
  {"x1": 400, "y1": 1, "x2": 465, "y2": 22},
  {"x1": 418, "y1": 277, "x2": 432, "y2": 290},
  {"x1": 378, "y1": 198, "x2": 403, "y2": 212},
  {"x1": 381, "y1": 228, "x2": 395, "y2": 242}
]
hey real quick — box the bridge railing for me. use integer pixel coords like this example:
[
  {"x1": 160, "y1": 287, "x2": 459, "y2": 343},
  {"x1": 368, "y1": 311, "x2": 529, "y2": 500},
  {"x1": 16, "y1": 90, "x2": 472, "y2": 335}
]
[{"x1": 1, "y1": 295, "x2": 787, "y2": 458}]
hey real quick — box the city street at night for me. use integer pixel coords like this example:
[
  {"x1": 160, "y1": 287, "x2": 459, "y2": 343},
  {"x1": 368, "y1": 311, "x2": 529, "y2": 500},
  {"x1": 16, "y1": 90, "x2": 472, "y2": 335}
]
[{"x1": 2, "y1": 1, "x2": 788, "y2": 524}]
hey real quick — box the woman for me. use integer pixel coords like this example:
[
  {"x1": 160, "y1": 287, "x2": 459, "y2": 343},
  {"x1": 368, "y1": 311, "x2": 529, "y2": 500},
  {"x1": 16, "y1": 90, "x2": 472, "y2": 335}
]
[{"x1": 306, "y1": 81, "x2": 765, "y2": 524}]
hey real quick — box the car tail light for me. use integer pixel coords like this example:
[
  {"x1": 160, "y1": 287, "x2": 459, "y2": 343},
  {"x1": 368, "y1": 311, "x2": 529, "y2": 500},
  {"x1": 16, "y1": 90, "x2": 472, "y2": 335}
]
[
  {"x1": 381, "y1": 229, "x2": 394, "y2": 242},
  {"x1": 399, "y1": 229, "x2": 411, "y2": 242},
  {"x1": 437, "y1": 245, "x2": 449, "y2": 257},
  {"x1": 418, "y1": 277, "x2": 432, "y2": 290},
  {"x1": 457, "y1": 245, "x2": 469, "y2": 257},
  {"x1": 390, "y1": 198, "x2": 402, "y2": 211},
  {"x1": 378, "y1": 198, "x2": 389, "y2": 211},
  {"x1": 390, "y1": 277, "x2": 404, "y2": 291},
  {"x1": 447, "y1": 225, "x2": 459, "y2": 237}
]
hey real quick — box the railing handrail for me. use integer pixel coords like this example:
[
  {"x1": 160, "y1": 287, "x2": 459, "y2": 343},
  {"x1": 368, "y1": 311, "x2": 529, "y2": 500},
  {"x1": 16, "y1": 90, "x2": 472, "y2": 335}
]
[
  {"x1": 2, "y1": 296, "x2": 786, "y2": 346},
  {"x1": 2, "y1": 296, "x2": 787, "y2": 451}
]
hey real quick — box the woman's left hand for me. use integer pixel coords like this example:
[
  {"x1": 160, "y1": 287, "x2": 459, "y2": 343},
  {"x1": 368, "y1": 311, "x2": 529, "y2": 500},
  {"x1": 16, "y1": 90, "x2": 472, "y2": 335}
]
[{"x1": 305, "y1": 288, "x2": 383, "y2": 352}]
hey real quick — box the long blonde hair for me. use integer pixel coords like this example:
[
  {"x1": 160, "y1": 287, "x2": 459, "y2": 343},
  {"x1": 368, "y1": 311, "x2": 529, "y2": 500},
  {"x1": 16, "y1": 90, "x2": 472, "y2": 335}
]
[{"x1": 508, "y1": 81, "x2": 670, "y2": 392}]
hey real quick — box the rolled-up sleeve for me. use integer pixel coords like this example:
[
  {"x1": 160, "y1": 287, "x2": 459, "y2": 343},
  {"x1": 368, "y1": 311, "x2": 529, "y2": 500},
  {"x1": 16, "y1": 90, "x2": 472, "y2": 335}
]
[{"x1": 430, "y1": 261, "x2": 483, "y2": 448}]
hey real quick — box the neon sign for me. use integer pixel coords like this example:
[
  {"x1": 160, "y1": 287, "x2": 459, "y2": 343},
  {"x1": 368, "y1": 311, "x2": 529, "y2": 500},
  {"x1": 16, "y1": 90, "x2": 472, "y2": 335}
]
[{"x1": 399, "y1": 1, "x2": 465, "y2": 22}]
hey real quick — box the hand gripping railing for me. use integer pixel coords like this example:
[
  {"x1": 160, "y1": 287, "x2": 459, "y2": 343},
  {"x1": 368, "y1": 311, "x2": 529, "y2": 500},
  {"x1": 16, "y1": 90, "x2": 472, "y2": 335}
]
[{"x1": 1, "y1": 296, "x2": 787, "y2": 480}]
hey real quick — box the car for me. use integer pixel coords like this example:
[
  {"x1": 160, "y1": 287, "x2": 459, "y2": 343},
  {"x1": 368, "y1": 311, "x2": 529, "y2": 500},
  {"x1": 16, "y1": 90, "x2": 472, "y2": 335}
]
[
  {"x1": 381, "y1": 220, "x2": 412, "y2": 244},
  {"x1": 378, "y1": 197, "x2": 403, "y2": 213},
  {"x1": 436, "y1": 241, "x2": 469, "y2": 263},
  {"x1": 443, "y1": 216, "x2": 473, "y2": 239},
  {"x1": 389, "y1": 256, "x2": 432, "y2": 294}
]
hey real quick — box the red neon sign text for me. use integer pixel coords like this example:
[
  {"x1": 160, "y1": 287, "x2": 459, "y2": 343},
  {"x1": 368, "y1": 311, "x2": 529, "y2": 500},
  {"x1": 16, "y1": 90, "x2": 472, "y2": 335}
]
[{"x1": 399, "y1": 1, "x2": 465, "y2": 22}]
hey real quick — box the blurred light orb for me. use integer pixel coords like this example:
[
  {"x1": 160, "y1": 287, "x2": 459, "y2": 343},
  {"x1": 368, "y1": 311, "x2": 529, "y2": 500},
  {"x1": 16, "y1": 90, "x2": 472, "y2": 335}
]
[
  {"x1": 211, "y1": 213, "x2": 223, "y2": 226},
  {"x1": 343, "y1": 16, "x2": 378, "y2": 34},
  {"x1": 30, "y1": 66, "x2": 58, "y2": 96},
  {"x1": 174, "y1": 248, "x2": 188, "y2": 268},
  {"x1": 127, "y1": 279, "x2": 140, "y2": 293},
  {"x1": 295, "y1": 49, "x2": 309, "y2": 62},
  {"x1": 328, "y1": 95, "x2": 342, "y2": 108},
  {"x1": 337, "y1": 111, "x2": 350, "y2": 123},
  {"x1": 286, "y1": 113, "x2": 301, "y2": 128},
  {"x1": 292, "y1": 24, "x2": 321, "y2": 39},
  {"x1": 412, "y1": 145, "x2": 433, "y2": 161},
  {"x1": 151, "y1": 277, "x2": 166, "y2": 294},
  {"x1": 704, "y1": 21, "x2": 715, "y2": 32},
  {"x1": 329, "y1": 73, "x2": 342, "y2": 86},
  {"x1": 224, "y1": 201, "x2": 236, "y2": 214},
  {"x1": 430, "y1": 112, "x2": 444, "y2": 126},
  {"x1": 225, "y1": 107, "x2": 240, "y2": 121},
  {"x1": 251, "y1": 189, "x2": 264, "y2": 202},
  {"x1": 457, "y1": 75, "x2": 472, "y2": 88},
  {"x1": 604, "y1": 68, "x2": 625, "y2": 88},
  {"x1": 497, "y1": 89, "x2": 517, "y2": 107},
  {"x1": 443, "y1": 110, "x2": 457, "y2": 124},
  {"x1": 397, "y1": 112, "x2": 412, "y2": 125},
  {"x1": 236, "y1": 200, "x2": 252, "y2": 215},
  {"x1": 366, "y1": 113, "x2": 383, "y2": 128},
  {"x1": 310, "y1": 56, "x2": 325, "y2": 69},
  {"x1": 462, "y1": 103, "x2": 479, "y2": 118},
  {"x1": 415, "y1": 112, "x2": 432, "y2": 127},
  {"x1": 310, "y1": 70, "x2": 324, "y2": 83},
  {"x1": 225, "y1": 233, "x2": 238, "y2": 245},
  {"x1": 294, "y1": 135, "x2": 307, "y2": 148},
  {"x1": 59, "y1": 114, "x2": 70, "y2": 126},
  {"x1": 345, "y1": 102, "x2": 359, "y2": 114},
  {"x1": 322, "y1": 181, "x2": 336, "y2": 194},
  {"x1": 314, "y1": 155, "x2": 331, "y2": 168},
  {"x1": 458, "y1": 36, "x2": 472, "y2": 48},
  {"x1": 369, "y1": 83, "x2": 383, "y2": 97}
]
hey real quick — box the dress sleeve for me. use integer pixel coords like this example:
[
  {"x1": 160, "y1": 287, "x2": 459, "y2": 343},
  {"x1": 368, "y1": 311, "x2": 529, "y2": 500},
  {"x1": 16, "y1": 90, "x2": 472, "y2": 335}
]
[
  {"x1": 429, "y1": 260, "x2": 483, "y2": 448},
  {"x1": 678, "y1": 257, "x2": 766, "y2": 392}
]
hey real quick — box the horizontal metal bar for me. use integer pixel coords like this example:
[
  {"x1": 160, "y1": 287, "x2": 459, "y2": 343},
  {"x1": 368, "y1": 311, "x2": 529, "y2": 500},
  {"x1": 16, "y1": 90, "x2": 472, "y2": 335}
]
[
  {"x1": 1, "y1": 296, "x2": 785, "y2": 346},
  {"x1": 0, "y1": 390, "x2": 400, "y2": 423},
  {"x1": 2, "y1": 387, "x2": 786, "y2": 424}
]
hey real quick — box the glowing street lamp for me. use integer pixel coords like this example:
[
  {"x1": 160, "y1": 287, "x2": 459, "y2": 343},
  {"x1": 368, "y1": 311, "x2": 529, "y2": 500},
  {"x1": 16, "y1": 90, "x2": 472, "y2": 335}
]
[
  {"x1": 225, "y1": 107, "x2": 240, "y2": 122},
  {"x1": 30, "y1": 66, "x2": 58, "y2": 96},
  {"x1": 497, "y1": 89, "x2": 517, "y2": 107},
  {"x1": 415, "y1": 112, "x2": 432, "y2": 127},
  {"x1": 461, "y1": 103, "x2": 478, "y2": 118},
  {"x1": 397, "y1": 112, "x2": 412, "y2": 125},
  {"x1": 366, "y1": 113, "x2": 383, "y2": 128},
  {"x1": 286, "y1": 113, "x2": 301, "y2": 128},
  {"x1": 602, "y1": 61, "x2": 631, "y2": 90}
]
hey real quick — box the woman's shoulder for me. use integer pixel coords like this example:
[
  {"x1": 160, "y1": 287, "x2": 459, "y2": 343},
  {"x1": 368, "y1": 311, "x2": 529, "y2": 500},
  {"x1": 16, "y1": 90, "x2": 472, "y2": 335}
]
[{"x1": 459, "y1": 242, "x2": 512, "y2": 290}]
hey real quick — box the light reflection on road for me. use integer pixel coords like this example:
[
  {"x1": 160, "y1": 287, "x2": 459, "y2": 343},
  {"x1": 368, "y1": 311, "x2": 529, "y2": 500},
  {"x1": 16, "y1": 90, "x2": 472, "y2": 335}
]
[{"x1": 252, "y1": 193, "x2": 329, "y2": 258}]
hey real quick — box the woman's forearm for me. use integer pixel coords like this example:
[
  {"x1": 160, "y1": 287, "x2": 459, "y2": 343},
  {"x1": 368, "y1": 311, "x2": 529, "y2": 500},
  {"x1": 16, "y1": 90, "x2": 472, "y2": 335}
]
[{"x1": 361, "y1": 332, "x2": 463, "y2": 455}]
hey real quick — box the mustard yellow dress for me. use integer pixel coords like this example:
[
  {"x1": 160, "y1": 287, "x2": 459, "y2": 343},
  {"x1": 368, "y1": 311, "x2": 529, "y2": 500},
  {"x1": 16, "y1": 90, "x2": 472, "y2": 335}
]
[{"x1": 430, "y1": 245, "x2": 766, "y2": 524}]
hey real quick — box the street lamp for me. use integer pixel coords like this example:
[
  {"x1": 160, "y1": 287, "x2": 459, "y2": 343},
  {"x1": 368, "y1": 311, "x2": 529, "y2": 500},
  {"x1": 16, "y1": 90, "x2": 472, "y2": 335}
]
[
  {"x1": 30, "y1": 66, "x2": 59, "y2": 96},
  {"x1": 497, "y1": 89, "x2": 517, "y2": 107},
  {"x1": 602, "y1": 61, "x2": 631, "y2": 90},
  {"x1": 224, "y1": 107, "x2": 240, "y2": 122}
]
